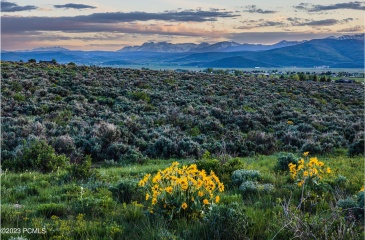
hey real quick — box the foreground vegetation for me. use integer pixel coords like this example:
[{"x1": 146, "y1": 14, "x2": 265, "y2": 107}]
[
  {"x1": 1, "y1": 61, "x2": 364, "y2": 239},
  {"x1": 1, "y1": 151, "x2": 364, "y2": 239}
]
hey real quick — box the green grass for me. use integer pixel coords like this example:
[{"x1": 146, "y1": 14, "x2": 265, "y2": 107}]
[{"x1": 1, "y1": 152, "x2": 364, "y2": 239}]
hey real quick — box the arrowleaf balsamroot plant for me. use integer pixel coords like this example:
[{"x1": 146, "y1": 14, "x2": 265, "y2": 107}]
[{"x1": 138, "y1": 162, "x2": 224, "y2": 220}]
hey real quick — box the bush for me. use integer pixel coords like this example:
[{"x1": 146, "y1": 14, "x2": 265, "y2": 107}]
[
  {"x1": 239, "y1": 181, "x2": 274, "y2": 195},
  {"x1": 204, "y1": 203, "x2": 250, "y2": 240},
  {"x1": 4, "y1": 139, "x2": 69, "y2": 173},
  {"x1": 67, "y1": 155, "x2": 97, "y2": 180},
  {"x1": 275, "y1": 153, "x2": 298, "y2": 172},
  {"x1": 196, "y1": 158, "x2": 220, "y2": 175},
  {"x1": 109, "y1": 180, "x2": 141, "y2": 204},
  {"x1": 231, "y1": 169, "x2": 261, "y2": 186},
  {"x1": 348, "y1": 139, "x2": 364, "y2": 157}
]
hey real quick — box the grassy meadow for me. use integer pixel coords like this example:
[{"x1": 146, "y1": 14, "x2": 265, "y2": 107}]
[
  {"x1": 1, "y1": 151, "x2": 364, "y2": 239},
  {"x1": 1, "y1": 61, "x2": 364, "y2": 239}
]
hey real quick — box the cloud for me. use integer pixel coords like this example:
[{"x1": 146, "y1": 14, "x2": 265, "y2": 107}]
[
  {"x1": 1, "y1": 16, "x2": 227, "y2": 39},
  {"x1": 294, "y1": 1, "x2": 365, "y2": 12},
  {"x1": 237, "y1": 17, "x2": 355, "y2": 30},
  {"x1": 286, "y1": 17, "x2": 354, "y2": 26},
  {"x1": 1, "y1": 10, "x2": 239, "y2": 35},
  {"x1": 243, "y1": 5, "x2": 277, "y2": 14},
  {"x1": 237, "y1": 19, "x2": 287, "y2": 29},
  {"x1": 54, "y1": 3, "x2": 96, "y2": 9},
  {"x1": 1, "y1": 1, "x2": 37, "y2": 12},
  {"x1": 337, "y1": 25, "x2": 364, "y2": 32}
]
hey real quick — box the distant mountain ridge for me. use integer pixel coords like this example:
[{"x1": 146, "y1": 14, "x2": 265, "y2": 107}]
[
  {"x1": 117, "y1": 40, "x2": 306, "y2": 53},
  {"x1": 17, "y1": 46, "x2": 71, "y2": 52},
  {"x1": 2, "y1": 34, "x2": 363, "y2": 68}
]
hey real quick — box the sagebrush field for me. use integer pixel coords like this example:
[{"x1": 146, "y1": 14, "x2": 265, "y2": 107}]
[{"x1": 1, "y1": 61, "x2": 364, "y2": 239}]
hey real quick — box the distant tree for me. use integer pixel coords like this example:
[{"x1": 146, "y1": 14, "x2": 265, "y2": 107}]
[
  {"x1": 68, "y1": 62, "x2": 76, "y2": 66},
  {"x1": 280, "y1": 75, "x2": 285, "y2": 79},
  {"x1": 299, "y1": 73, "x2": 308, "y2": 81},
  {"x1": 205, "y1": 68, "x2": 214, "y2": 73},
  {"x1": 313, "y1": 74, "x2": 318, "y2": 81},
  {"x1": 291, "y1": 74, "x2": 299, "y2": 81},
  {"x1": 320, "y1": 76, "x2": 326, "y2": 82},
  {"x1": 28, "y1": 59, "x2": 36, "y2": 63},
  {"x1": 51, "y1": 58, "x2": 57, "y2": 64},
  {"x1": 234, "y1": 70, "x2": 243, "y2": 76}
]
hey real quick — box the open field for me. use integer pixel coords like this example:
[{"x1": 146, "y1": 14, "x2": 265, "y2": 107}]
[
  {"x1": 1, "y1": 152, "x2": 364, "y2": 239},
  {"x1": 1, "y1": 61, "x2": 364, "y2": 239}
]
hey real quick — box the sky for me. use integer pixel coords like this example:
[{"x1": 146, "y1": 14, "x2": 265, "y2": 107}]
[{"x1": 1, "y1": 0, "x2": 364, "y2": 50}]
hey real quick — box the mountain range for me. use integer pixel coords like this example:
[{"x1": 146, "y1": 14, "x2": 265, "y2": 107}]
[
  {"x1": 117, "y1": 40, "x2": 306, "y2": 53},
  {"x1": 1, "y1": 34, "x2": 364, "y2": 68}
]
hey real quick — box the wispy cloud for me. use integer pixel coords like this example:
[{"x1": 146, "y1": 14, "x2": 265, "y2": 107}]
[
  {"x1": 294, "y1": 1, "x2": 365, "y2": 12},
  {"x1": 288, "y1": 18, "x2": 353, "y2": 26},
  {"x1": 237, "y1": 17, "x2": 354, "y2": 30},
  {"x1": 243, "y1": 5, "x2": 277, "y2": 14},
  {"x1": 54, "y1": 3, "x2": 96, "y2": 10},
  {"x1": 1, "y1": 1, "x2": 37, "y2": 12},
  {"x1": 237, "y1": 19, "x2": 287, "y2": 29},
  {"x1": 337, "y1": 25, "x2": 364, "y2": 32}
]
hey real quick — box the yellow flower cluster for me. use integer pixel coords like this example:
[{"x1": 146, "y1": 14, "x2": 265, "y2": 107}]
[
  {"x1": 138, "y1": 162, "x2": 224, "y2": 219},
  {"x1": 288, "y1": 153, "x2": 331, "y2": 187}
]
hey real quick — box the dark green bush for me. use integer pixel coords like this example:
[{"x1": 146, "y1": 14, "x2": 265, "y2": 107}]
[
  {"x1": 348, "y1": 139, "x2": 364, "y2": 157},
  {"x1": 67, "y1": 155, "x2": 97, "y2": 180},
  {"x1": 4, "y1": 139, "x2": 69, "y2": 173},
  {"x1": 109, "y1": 180, "x2": 141, "y2": 204},
  {"x1": 275, "y1": 153, "x2": 298, "y2": 172}
]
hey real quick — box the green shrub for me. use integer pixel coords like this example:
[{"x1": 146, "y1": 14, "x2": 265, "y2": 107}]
[
  {"x1": 130, "y1": 91, "x2": 150, "y2": 103},
  {"x1": 109, "y1": 180, "x2": 140, "y2": 204},
  {"x1": 239, "y1": 181, "x2": 274, "y2": 195},
  {"x1": 275, "y1": 153, "x2": 298, "y2": 172},
  {"x1": 4, "y1": 139, "x2": 69, "y2": 173},
  {"x1": 67, "y1": 155, "x2": 97, "y2": 180},
  {"x1": 231, "y1": 169, "x2": 261, "y2": 186},
  {"x1": 196, "y1": 158, "x2": 220, "y2": 174},
  {"x1": 204, "y1": 203, "x2": 250, "y2": 240},
  {"x1": 348, "y1": 139, "x2": 364, "y2": 157}
]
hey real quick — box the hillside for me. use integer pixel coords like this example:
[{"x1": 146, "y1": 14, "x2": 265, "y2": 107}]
[{"x1": 2, "y1": 61, "x2": 364, "y2": 165}]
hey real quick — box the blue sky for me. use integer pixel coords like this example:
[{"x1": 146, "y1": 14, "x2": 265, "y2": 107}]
[{"x1": 1, "y1": 0, "x2": 364, "y2": 50}]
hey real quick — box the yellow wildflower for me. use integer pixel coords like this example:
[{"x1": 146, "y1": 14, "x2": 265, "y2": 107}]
[
  {"x1": 165, "y1": 186, "x2": 173, "y2": 194},
  {"x1": 198, "y1": 191, "x2": 204, "y2": 197},
  {"x1": 152, "y1": 198, "x2": 157, "y2": 205},
  {"x1": 303, "y1": 152, "x2": 309, "y2": 157},
  {"x1": 203, "y1": 199, "x2": 209, "y2": 205},
  {"x1": 182, "y1": 202, "x2": 188, "y2": 210},
  {"x1": 326, "y1": 167, "x2": 331, "y2": 174},
  {"x1": 218, "y1": 183, "x2": 225, "y2": 192},
  {"x1": 215, "y1": 196, "x2": 220, "y2": 203},
  {"x1": 146, "y1": 193, "x2": 150, "y2": 200}
]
